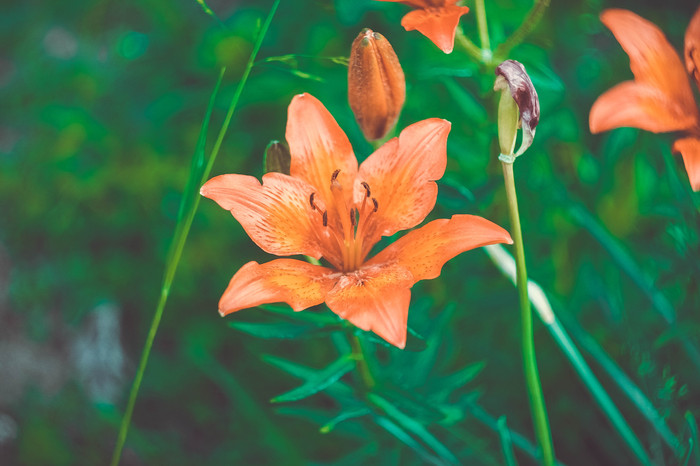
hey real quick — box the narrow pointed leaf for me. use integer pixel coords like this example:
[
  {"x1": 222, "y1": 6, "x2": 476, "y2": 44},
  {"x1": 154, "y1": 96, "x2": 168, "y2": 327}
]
[
  {"x1": 269, "y1": 355, "x2": 355, "y2": 403},
  {"x1": 228, "y1": 320, "x2": 343, "y2": 339},
  {"x1": 320, "y1": 407, "x2": 372, "y2": 433},
  {"x1": 374, "y1": 416, "x2": 443, "y2": 466},
  {"x1": 369, "y1": 393, "x2": 458, "y2": 464},
  {"x1": 263, "y1": 140, "x2": 291, "y2": 175}
]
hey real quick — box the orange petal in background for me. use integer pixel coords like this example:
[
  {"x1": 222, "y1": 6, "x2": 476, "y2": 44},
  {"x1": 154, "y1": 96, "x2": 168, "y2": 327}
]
[
  {"x1": 594, "y1": 9, "x2": 699, "y2": 130},
  {"x1": 590, "y1": 81, "x2": 699, "y2": 134},
  {"x1": 357, "y1": 118, "x2": 450, "y2": 248},
  {"x1": 673, "y1": 137, "x2": 700, "y2": 191},
  {"x1": 218, "y1": 259, "x2": 337, "y2": 316},
  {"x1": 685, "y1": 6, "x2": 700, "y2": 93},
  {"x1": 368, "y1": 214, "x2": 513, "y2": 283},
  {"x1": 200, "y1": 172, "x2": 327, "y2": 259},
  {"x1": 400, "y1": 4, "x2": 469, "y2": 54},
  {"x1": 286, "y1": 93, "x2": 358, "y2": 204},
  {"x1": 326, "y1": 263, "x2": 413, "y2": 349}
]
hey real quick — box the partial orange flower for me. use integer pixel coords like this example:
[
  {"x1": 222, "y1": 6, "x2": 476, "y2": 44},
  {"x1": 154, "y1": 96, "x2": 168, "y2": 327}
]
[
  {"x1": 376, "y1": 0, "x2": 470, "y2": 54},
  {"x1": 590, "y1": 8, "x2": 700, "y2": 191},
  {"x1": 201, "y1": 93, "x2": 512, "y2": 349}
]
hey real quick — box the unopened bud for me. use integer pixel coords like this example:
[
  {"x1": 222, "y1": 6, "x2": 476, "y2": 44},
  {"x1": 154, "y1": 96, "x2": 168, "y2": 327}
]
[
  {"x1": 493, "y1": 60, "x2": 540, "y2": 162},
  {"x1": 348, "y1": 28, "x2": 406, "y2": 141},
  {"x1": 263, "y1": 140, "x2": 291, "y2": 175}
]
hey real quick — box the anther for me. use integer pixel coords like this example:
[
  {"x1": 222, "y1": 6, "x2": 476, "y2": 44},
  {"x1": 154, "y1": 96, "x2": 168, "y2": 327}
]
[
  {"x1": 361, "y1": 181, "x2": 371, "y2": 198},
  {"x1": 309, "y1": 192, "x2": 316, "y2": 210},
  {"x1": 322, "y1": 211, "x2": 328, "y2": 227},
  {"x1": 372, "y1": 198, "x2": 379, "y2": 212},
  {"x1": 331, "y1": 169, "x2": 341, "y2": 182}
]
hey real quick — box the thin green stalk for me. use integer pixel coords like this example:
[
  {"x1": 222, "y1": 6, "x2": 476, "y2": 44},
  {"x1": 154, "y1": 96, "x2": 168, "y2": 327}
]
[
  {"x1": 558, "y1": 310, "x2": 682, "y2": 455},
  {"x1": 494, "y1": 0, "x2": 550, "y2": 60},
  {"x1": 474, "y1": 0, "x2": 492, "y2": 63},
  {"x1": 455, "y1": 26, "x2": 483, "y2": 63},
  {"x1": 485, "y1": 244, "x2": 656, "y2": 465},
  {"x1": 348, "y1": 332, "x2": 376, "y2": 390},
  {"x1": 109, "y1": 2, "x2": 280, "y2": 464},
  {"x1": 501, "y1": 161, "x2": 554, "y2": 466}
]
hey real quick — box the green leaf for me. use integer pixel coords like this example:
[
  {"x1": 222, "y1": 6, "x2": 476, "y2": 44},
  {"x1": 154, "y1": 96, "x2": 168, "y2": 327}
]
[
  {"x1": 228, "y1": 320, "x2": 343, "y2": 339},
  {"x1": 354, "y1": 325, "x2": 427, "y2": 351},
  {"x1": 441, "y1": 77, "x2": 487, "y2": 123},
  {"x1": 257, "y1": 303, "x2": 340, "y2": 325},
  {"x1": 374, "y1": 416, "x2": 444, "y2": 466},
  {"x1": 369, "y1": 393, "x2": 458, "y2": 464},
  {"x1": 320, "y1": 407, "x2": 371, "y2": 433},
  {"x1": 268, "y1": 355, "x2": 355, "y2": 403},
  {"x1": 431, "y1": 362, "x2": 485, "y2": 400}
]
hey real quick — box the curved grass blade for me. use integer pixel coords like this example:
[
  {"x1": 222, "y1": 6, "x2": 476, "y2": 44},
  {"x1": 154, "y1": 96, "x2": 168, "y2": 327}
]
[
  {"x1": 320, "y1": 407, "x2": 371, "y2": 433},
  {"x1": 110, "y1": 1, "x2": 281, "y2": 464},
  {"x1": 498, "y1": 416, "x2": 519, "y2": 466},
  {"x1": 485, "y1": 244, "x2": 654, "y2": 466},
  {"x1": 268, "y1": 355, "x2": 355, "y2": 403},
  {"x1": 374, "y1": 416, "x2": 444, "y2": 466},
  {"x1": 368, "y1": 393, "x2": 459, "y2": 465}
]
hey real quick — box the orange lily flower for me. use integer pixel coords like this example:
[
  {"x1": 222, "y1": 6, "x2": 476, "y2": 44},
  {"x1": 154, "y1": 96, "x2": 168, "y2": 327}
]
[
  {"x1": 201, "y1": 94, "x2": 512, "y2": 349},
  {"x1": 376, "y1": 0, "x2": 470, "y2": 54},
  {"x1": 590, "y1": 8, "x2": 700, "y2": 191}
]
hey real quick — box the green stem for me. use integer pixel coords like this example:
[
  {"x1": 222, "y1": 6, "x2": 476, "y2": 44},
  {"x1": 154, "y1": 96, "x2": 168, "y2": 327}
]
[
  {"x1": 474, "y1": 0, "x2": 492, "y2": 62},
  {"x1": 494, "y1": 0, "x2": 550, "y2": 60},
  {"x1": 454, "y1": 26, "x2": 484, "y2": 63},
  {"x1": 501, "y1": 161, "x2": 554, "y2": 466},
  {"x1": 348, "y1": 332, "x2": 376, "y2": 391},
  {"x1": 109, "y1": 2, "x2": 280, "y2": 464},
  {"x1": 484, "y1": 244, "x2": 656, "y2": 466}
]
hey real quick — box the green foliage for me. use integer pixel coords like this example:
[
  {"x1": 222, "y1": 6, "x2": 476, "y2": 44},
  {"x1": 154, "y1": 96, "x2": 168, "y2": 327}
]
[{"x1": 2, "y1": 0, "x2": 700, "y2": 464}]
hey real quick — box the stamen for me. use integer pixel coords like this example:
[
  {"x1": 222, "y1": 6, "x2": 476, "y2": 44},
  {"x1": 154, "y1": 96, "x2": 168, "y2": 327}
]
[
  {"x1": 361, "y1": 181, "x2": 371, "y2": 198},
  {"x1": 372, "y1": 198, "x2": 379, "y2": 212},
  {"x1": 309, "y1": 192, "x2": 316, "y2": 210},
  {"x1": 331, "y1": 169, "x2": 341, "y2": 182},
  {"x1": 322, "y1": 211, "x2": 328, "y2": 227},
  {"x1": 350, "y1": 210, "x2": 356, "y2": 228}
]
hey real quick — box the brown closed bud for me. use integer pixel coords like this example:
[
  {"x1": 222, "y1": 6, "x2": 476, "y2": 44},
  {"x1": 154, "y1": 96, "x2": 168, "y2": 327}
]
[{"x1": 348, "y1": 28, "x2": 406, "y2": 141}]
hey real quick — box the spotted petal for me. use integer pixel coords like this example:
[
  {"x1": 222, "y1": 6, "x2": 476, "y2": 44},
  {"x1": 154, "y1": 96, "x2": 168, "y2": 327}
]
[
  {"x1": 356, "y1": 118, "x2": 450, "y2": 256},
  {"x1": 201, "y1": 172, "x2": 328, "y2": 259},
  {"x1": 218, "y1": 259, "x2": 337, "y2": 315},
  {"x1": 367, "y1": 214, "x2": 513, "y2": 283},
  {"x1": 326, "y1": 263, "x2": 413, "y2": 349},
  {"x1": 286, "y1": 93, "x2": 358, "y2": 205}
]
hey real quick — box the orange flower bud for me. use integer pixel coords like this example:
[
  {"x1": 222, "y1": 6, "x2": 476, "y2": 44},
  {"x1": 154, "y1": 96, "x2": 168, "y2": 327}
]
[{"x1": 348, "y1": 29, "x2": 406, "y2": 141}]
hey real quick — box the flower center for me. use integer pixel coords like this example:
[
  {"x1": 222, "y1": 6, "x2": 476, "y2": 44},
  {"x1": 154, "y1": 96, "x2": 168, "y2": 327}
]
[{"x1": 308, "y1": 169, "x2": 378, "y2": 272}]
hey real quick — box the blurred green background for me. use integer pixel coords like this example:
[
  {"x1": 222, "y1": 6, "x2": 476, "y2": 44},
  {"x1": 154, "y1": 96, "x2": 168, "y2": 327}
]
[{"x1": 1, "y1": 0, "x2": 699, "y2": 464}]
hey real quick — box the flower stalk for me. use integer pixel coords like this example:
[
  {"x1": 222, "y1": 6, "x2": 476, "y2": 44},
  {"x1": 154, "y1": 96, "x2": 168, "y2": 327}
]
[
  {"x1": 348, "y1": 332, "x2": 376, "y2": 390},
  {"x1": 502, "y1": 161, "x2": 554, "y2": 466}
]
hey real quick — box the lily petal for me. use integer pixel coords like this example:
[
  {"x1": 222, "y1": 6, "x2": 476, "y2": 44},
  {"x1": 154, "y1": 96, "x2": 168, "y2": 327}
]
[
  {"x1": 590, "y1": 81, "x2": 699, "y2": 133},
  {"x1": 685, "y1": 7, "x2": 700, "y2": 93},
  {"x1": 592, "y1": 9, "x2": 699, "y2": 132},
  {"x1": 401, "y1": 4, "x2": 470, "y2": 54},
  {"x1": 286, "y1": 93, "x2": 358, "y2": 203},
  {"x1": 356, "y1": 118, "x2": 450, "y2": 253},
  {"x1": 326, "y1": 263, "x2": 413, "y2": 349},
  {"x1": 367, "y1": 214, "x2": 513, "y2": 283},
  {"x1": 219, "y1": 259, "x2": 337, "y2": 315},
  {"x1": 673, "y1": 137, "x2": 700, "y2": 191},
  {"x1": 201, "y1": 172, "x2": 329, "y2": 259}
]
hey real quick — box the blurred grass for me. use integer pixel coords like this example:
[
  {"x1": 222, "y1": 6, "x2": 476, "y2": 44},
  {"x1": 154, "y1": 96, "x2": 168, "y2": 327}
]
[{"x1": 0, "y1": 0, "x2": 699, "y2": 464}]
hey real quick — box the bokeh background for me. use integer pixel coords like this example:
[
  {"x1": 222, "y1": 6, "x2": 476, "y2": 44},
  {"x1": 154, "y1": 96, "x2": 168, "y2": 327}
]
[{"x1": 1, "y1": 0, "x2": 699, "y2": 464}]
